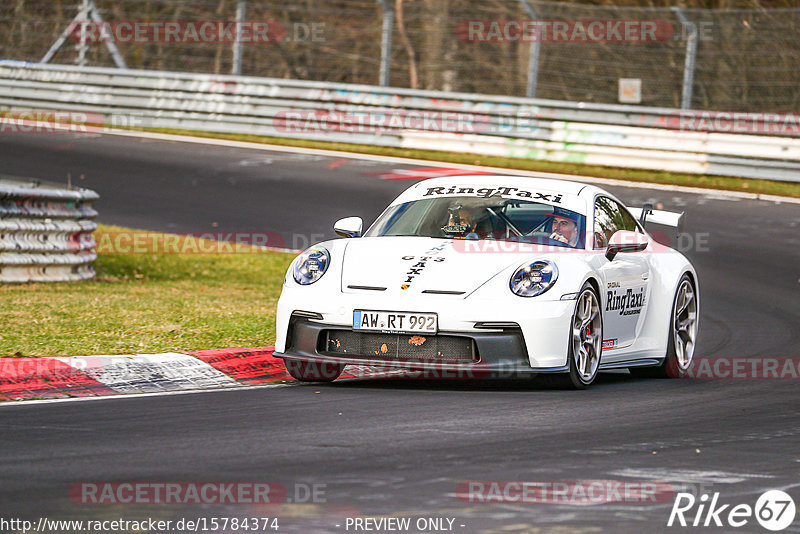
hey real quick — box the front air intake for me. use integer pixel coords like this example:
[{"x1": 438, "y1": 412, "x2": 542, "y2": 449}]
[{"x1": 322, "y1": 330, "x2": 477, "y2": 363}]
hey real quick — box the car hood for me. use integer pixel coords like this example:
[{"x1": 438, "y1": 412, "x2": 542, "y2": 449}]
[{"x1": 340, "y1": 236, "x2": 564, "y2": 297}]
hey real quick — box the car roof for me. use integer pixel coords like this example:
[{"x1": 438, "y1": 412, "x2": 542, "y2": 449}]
[
  {"x1": 391, "y1": 174, "x2": 602, "y2": 214},
  {"x1": 416, "y1": 174, "x2": 591, "y2": 195}
]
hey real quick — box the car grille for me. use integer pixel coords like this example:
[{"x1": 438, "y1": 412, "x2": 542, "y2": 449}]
[{"x1": 321, "y1": 330, "x2": 478, "y2": 363}]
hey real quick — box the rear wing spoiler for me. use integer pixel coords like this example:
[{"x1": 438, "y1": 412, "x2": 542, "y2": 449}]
[{"x1": 628, "y1": 206, "x2": 684, "y2": 234}]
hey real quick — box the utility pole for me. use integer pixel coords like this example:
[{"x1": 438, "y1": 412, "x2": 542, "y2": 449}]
[
  {"x1": 673, "y1": 7, "x2": 698, "y2": 109},
  {"x1": 376, "y1": 0, "x2": 394, "y2": 86},
  {"x1": 519, "y1": 0, "x2": 542, "y2": 98}
]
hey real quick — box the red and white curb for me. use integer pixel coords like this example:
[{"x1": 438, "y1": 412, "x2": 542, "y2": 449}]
[{"x1": 0, "y1": 347, "x2": 291, "y2": 401}]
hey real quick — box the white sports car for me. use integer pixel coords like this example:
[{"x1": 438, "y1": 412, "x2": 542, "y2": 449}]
[{"x1": 274, "y1": 175, "x2": 699, "y2": 388}]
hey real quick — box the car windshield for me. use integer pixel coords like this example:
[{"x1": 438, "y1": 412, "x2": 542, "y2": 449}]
[{"x1": 364, "y1": 196, "x2": 586, "y2": 248}]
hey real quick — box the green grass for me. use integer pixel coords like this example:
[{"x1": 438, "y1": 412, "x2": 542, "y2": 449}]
[
  {"x1": 140, "y1": 127, "x2": 800, "y2": 199},
  {"x1": 0, "y1": 225, "x2": 295, "y2": 357}
]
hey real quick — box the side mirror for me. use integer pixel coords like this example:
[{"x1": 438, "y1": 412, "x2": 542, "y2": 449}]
[
  {"x1": 334, "y1": 216, "x2": 363, "y2": 238},
  {"x1": 606, "y1": 230, "x2": 649, "y2": 261}
]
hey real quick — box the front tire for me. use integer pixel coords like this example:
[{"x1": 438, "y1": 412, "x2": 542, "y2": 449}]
[
  {"x1": 284, "y1": 359, "x2": 344, "y2": 382},
  {"x1": 631, "y1": 273, "x2": 698, "y2": 379},
  {"x1": 544, "y1": 282, "x2": 603, "y2": 389}
]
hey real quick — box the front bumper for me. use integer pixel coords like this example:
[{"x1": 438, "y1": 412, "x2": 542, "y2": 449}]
[
  {"x1": 275, "y1": 290, "x2": 575, "y2": 369},
  {"x1": 274, "y1": 316, "x2": 571, "y2": 376}
]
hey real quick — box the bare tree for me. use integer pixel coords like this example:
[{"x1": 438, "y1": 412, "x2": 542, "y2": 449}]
[{"x1": 395, "y1": 0, "x2": 419, "y2": 89}]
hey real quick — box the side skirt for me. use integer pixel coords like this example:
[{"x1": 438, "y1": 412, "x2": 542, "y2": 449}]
[{"x1": 599, "y1": 358, "x2": 663, "y2": 370}]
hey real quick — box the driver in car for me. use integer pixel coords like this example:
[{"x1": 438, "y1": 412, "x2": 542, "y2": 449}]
[
  {"x1": 442, "y1": 204, "x2": 483, "y2": 239},
  {"x1": 548, "y1": 208, "x2": 580, "y2": 246}
]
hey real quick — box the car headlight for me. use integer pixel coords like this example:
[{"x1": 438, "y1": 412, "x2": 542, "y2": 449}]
[
  {"x1": 509, "y1": 260, "x2": 558, "y2": 297},
  {"x1": 293, "y1": 247, "x2": 330, "y2": 285}
]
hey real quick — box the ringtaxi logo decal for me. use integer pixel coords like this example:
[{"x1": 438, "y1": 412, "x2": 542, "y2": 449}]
[{"x1": 668, "y1": 489, "x2": 796, "y2": 530}]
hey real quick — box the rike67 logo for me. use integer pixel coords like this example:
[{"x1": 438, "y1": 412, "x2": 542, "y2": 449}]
[{"x1": 668, "y1": 490, "x2": 796, "y2": 531}]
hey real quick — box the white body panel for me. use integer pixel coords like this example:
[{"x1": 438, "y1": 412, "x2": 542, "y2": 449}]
[{"x1": 275, "y1": 175, "x2": 699, "y2": 372}]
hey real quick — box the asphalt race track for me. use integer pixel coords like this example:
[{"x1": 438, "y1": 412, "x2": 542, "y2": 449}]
[{"x1": 1, "y1": 131, "x2": 799, "y2": 533}]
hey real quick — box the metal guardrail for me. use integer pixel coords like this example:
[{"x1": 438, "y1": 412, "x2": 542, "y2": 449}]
[
  {"x1": 1, "y1": 62, "x2": 799, "y2": 183},
  {"x1": 0, "y1": 176, "x2": 98, "y2": 283},
  {"x1": 7, "y1": 1, "x2": 800, "y2": 111}
]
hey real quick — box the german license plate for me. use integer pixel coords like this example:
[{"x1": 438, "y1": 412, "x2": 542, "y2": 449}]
[{"x1": 353, "y1": 310, "x2": 438, "y2": 334}]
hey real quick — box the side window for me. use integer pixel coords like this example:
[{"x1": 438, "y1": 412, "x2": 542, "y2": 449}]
[{"x1": 593, "y1": 197, "x2": 638, "y2": 248}]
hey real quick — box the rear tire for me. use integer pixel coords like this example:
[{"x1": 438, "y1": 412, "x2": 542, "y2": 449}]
[
  {"x1": 630, "y1": 273, "x2": 697, "y2": 379},
  {"x1": 284, "y1": 359, "x2": 344, "y2": 382}
]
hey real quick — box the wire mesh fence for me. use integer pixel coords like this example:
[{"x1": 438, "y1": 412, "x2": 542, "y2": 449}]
[{"x1": 1, "y1": 0, "x2": 798, "y2": 112}]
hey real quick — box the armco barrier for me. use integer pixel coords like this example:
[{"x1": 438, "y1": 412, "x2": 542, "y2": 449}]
[
  {"x1": 0, "y1": 177, "x2": 98, "y2": 283},
  {"x1": 1, "y1": 61, "x2": 799, "y2": 182}
]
